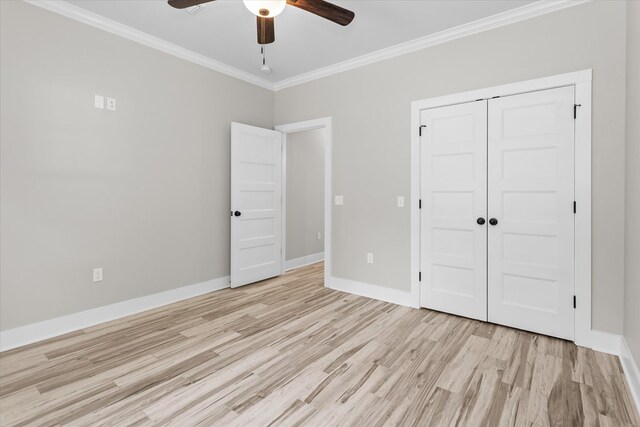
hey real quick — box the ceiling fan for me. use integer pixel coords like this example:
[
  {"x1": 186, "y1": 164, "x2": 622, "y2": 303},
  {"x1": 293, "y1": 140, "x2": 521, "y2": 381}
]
[{"x1": 168, "y1": 0, "x2": 355, "y2": 45}]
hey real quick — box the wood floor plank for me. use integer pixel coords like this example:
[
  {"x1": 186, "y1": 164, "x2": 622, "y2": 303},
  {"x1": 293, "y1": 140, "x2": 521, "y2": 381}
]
[{"x1": 1, "y1": 262, "x2": 638, "y2": 426}]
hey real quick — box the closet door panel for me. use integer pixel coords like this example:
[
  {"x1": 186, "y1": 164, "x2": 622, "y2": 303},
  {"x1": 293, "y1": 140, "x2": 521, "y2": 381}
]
[
  {"x1": 420, "y1": 101, "x2": 488, "y2": 321},
  {"x1": 487, "y1": 86, "x2": 575, "y2": 340}
]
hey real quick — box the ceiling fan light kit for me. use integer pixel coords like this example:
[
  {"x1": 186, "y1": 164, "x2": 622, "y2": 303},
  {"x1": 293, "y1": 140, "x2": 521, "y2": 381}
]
[
  {"x1": 168, "y1": 0, "x2": 355, "y2": 45},
  {"x1": 243, "y1": 0, "x2": 286, "y2": 18}
]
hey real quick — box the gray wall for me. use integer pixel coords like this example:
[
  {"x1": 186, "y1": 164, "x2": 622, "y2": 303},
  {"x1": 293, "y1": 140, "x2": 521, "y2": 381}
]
[
  {"x1": 624, "y1": 0, "x2": 640, "y2": 364},
  {"x1": 274, "y1": 1, "x2": 628, "y2": 334},
  {"x1": 285, "y1": 129, "x2": 325, "y2": 261},
  {"x1": 0, "y1": 0, "x2": 633, "y2": 339},
  {"x1": 0, "y1": 1, "x2": 274, "y2": 330}
]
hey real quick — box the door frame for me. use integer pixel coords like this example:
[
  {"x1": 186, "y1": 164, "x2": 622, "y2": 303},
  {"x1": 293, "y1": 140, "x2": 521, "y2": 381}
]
[
  {"x1": 410, "y1": 69, "x2": 597, "y2": 348},
  {"x1": 275, "y1": 117, "x2": 332, "y2": 280}
]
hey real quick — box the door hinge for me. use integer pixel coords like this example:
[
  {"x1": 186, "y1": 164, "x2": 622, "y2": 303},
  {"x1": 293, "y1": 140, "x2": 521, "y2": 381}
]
[
  {"x1": 573, "y1": 201, "x2": 577, "y2": 214},
  {"x1": 419, "y1": 199, "x2": 422, "y2": 209},
  {"x1": 419, "y1": 272, "x2": 422, "y2": 282},
  {"x1": 574, "y1": 104, "x2": 581, "y2": 119},
  {"x1": 419, "y1": 125, "x2": 426, "y2": 137},
  {"x1": 573, "y1": 295, "x2": 576, "y2": 309}
]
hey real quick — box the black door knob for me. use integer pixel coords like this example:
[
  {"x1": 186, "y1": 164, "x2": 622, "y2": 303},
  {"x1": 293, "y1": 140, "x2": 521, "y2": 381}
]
[
  {"x1": 476, "y1": 217, "x2": 486, "y2": 225},
  {"x1": 489, "y1": 218, "x2": 498, "y2": 226},
  {"x1": 234, "y1": 211, "x2": 242, "y2": 217}
]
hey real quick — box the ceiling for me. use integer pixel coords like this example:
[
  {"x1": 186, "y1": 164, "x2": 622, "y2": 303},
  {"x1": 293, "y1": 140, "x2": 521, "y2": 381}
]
[{"x1": 63, "y1": 0, "x2": 536, "y2": 84}]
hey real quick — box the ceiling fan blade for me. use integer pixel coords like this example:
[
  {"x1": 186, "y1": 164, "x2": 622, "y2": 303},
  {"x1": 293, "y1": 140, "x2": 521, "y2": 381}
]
[
  {"x1": 257, "y1": 16, "x2": 275, "y2": 45},
  {"x1": 167, "y1": 0, "x2": 215, "y2": 10},
  {"x1": 286, "y1": 0, "x2": 354, "y2": 26}
]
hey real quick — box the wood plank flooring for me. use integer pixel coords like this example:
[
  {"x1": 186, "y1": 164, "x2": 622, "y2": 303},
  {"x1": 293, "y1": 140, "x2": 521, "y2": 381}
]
[{"x1": 1, "y1": 262, "x2": 638, "y2": 426}]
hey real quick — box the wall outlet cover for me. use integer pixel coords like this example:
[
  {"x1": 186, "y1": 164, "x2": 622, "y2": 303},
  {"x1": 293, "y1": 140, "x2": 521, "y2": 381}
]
[
  {"x1": 397, "y1": 196, "x2": 405, "y2": 208},
  {"x1": 334, "y1": 195, "x2": 344, "y2": 205},
  {"x1": 106, "y1": 97, "x2": 116, "y2": 111},
  {"x1": 367, "y1": 253, "x2": 374, "y2": 264}
]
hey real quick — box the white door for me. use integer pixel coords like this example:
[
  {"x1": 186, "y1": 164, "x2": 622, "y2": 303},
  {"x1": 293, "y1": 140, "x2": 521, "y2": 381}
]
[
  {"x1": 230, "y1": 122, "x2": 282, "y2": 288},
  {"x1": 487, "y1": 86, "x2": 575, "y2": 340},
  {"x1": 420, "y1": 100, "x2": 488, "y2": 321}
]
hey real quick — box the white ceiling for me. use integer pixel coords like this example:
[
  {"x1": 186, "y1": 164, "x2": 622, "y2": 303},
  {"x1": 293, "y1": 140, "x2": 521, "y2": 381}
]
[{"x1": 63, "y1": 0, "x2": 536, "y2": 84}]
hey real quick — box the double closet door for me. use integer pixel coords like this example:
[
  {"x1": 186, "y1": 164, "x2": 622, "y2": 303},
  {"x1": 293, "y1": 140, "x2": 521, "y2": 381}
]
[{"x1": 419, "y1": 86, "x2": 576, "y2": 341}]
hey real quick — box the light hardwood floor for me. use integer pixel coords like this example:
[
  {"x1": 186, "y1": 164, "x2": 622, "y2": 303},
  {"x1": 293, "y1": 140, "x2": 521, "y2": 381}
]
[{"x1": 1, "y1": 262, "x2": 638, "y2": 426}]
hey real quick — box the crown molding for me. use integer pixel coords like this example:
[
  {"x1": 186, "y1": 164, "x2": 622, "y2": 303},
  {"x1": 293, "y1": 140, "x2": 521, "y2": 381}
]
[
  {"x1": 23, "y1": 0, "x2": 275, "y2": 91},
  {"x1": 23, "y1": 0, "x2": 589, "y2": 93},
  {"x1": 272, "y1": 0, "x2": 591, "y2": 91}
]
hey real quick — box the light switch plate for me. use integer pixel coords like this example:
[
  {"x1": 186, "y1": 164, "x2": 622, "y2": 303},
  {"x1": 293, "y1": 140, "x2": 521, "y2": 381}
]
[
  {"x1": 93, "y1": 268, "x2": 103, "y2": 282},
  {"x1": 367, "y1": 253, "x2": 374, "y2": 264},
  {"x1": 94, "y1": 95, "x2": 104, "y2": 109},
  {"x1": 334, "y1": 195, "x2": 344, "y2": 206},
  {"x1": 397, "y1": 196, "x2": 405, "y2": 208}
]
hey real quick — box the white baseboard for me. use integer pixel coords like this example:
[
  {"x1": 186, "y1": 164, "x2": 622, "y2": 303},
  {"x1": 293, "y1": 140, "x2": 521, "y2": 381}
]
[
  {"x1": 284, "y1": 252, "x2": 324, "y2": 271},
  {"x1": 621, "y1": 337, "x2": 640, "y2": 415},
  {"x1": 326, "y1": 275, "x2": 418, "y2": 308},
  {"x1": 0, "y1": 276, "x2": 230, "y2": 352},
  {"x1": 577, "y1": 329, "x2": 622, "y2": 356}
]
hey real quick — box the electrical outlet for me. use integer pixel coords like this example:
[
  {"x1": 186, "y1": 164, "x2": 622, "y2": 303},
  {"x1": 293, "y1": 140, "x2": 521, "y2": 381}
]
[
  {"x1": 334, "y1": 195, "x2": 344, "y2": 206},
  {"x1": 397, "y1": 196, "x2": 405, "y2": 208},
  {"x1": 94, "y1": 95, "x2": 104, "y2": 109},
  {"x1": 106, "y1": 97, "x2": 116, "y2": 111},
  {"x1": 316, "y1": 232, "x2": 322, "y2": 240},
  {"x1": 93, "y1": 268, "x2": 103, "y2": 282},
  {"x1": 367, "y1": 253, "x2": 374, "y2": 264}
]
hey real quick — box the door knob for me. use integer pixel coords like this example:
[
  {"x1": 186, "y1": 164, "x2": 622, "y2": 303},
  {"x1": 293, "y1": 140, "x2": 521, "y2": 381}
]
[
  {"x1": 234, "y1": 211, "x2": 242, "y2": 217},
  {"x1": 476, "y1": 217, "x2": 486, "y2": 225},
  {"x1": 489, "y1": 218, "x2": 498, "y2": 226}
]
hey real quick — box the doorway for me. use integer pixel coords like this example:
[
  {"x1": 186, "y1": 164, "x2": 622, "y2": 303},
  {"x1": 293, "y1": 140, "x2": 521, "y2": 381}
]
[
  {"x1": 230, "y1": 118, "x2": 332, "y2": 288},
  {"x1": 282, "y1": 128, "x2": 326, "y2": 271},
  {"x1": 410, "y1": 70, "x2": 594, "y2": 345},
  {"x1": 276, "y1": 118, "x2": 332, "y2": 279}
]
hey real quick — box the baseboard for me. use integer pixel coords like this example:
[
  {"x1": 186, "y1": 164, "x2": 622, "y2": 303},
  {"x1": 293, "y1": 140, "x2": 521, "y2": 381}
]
[
  {"x1": 620, "y1": 337, "x2": 640, "y2": 415},
  {"x1": 0, "y1": 276, "x2": 230, "y2": 352},
  {"x1": 326, "y1": 275, "x2": 418, "y2": 308},
  {"x1": 577, "y1": 329, "x2": 622, "y2": 356},
  {"x1": 284, "y1": 252, "x2": 324, "y2": 271}
]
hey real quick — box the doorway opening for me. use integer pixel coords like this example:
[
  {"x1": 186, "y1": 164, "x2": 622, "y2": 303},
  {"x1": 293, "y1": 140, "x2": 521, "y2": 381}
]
[
  {"x1": 276, "y1": 118, "x2": 332, "y2": 279},
  {"x1": 230, "y1": 118, "x2": 331, "y2": 288},
  {"x1": 282, "y1": 128, "x2": 326, "y2": 271}
]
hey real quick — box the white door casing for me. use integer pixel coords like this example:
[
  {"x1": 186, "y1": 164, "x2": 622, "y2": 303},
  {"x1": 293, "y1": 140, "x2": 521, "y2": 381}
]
[
  {"x1": 487, "y1": 86, "x2": 575, "y2": 340},
  {"x1": 230, "y1": 122, "x2": 282, "y2": 288},
  {"x1": 420, "y1": 100, "x2": 488, "y2": 321}
]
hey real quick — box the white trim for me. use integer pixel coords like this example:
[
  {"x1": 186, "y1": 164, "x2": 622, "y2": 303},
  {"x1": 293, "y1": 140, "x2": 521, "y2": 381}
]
[
  {"x1": 275, "y1": 118, "x2": 332, "y2": 282},
  {"x1": 23, "y1": 0, "x2": 273, "y2": 90},
  {"x1": 0, "y1": 276, "x2": 229, "y2": 352},
  {"x1": 23, "y1": 0, "x2": 589, "y2": 92},
  {"x1": 272, "y1": 0, "x2": 590, "y2": 91},
  {"x1": 326, "y1": 277, "x2": 417, "y2": 308},
  {"x1": 411, "y1": 70, "x2": 599, "y2": 348},
  {"x1": 579, "y1": 330, "x2": 622, "y2": 356},
  {"x1": 284, "y1": 252, "x2": 324, "y2": 271},
  {"x1": 621, "y1": 337, "x2": 640, "y2": 415}
]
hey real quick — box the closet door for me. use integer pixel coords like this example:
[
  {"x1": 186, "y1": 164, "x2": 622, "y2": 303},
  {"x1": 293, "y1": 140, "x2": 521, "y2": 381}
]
[
  {"x1": 487, "y1": 86, "x2": 575, "y2": 340},
  {"x1": 420, "y1": 100, "x2": 488, "y2": 321}
]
